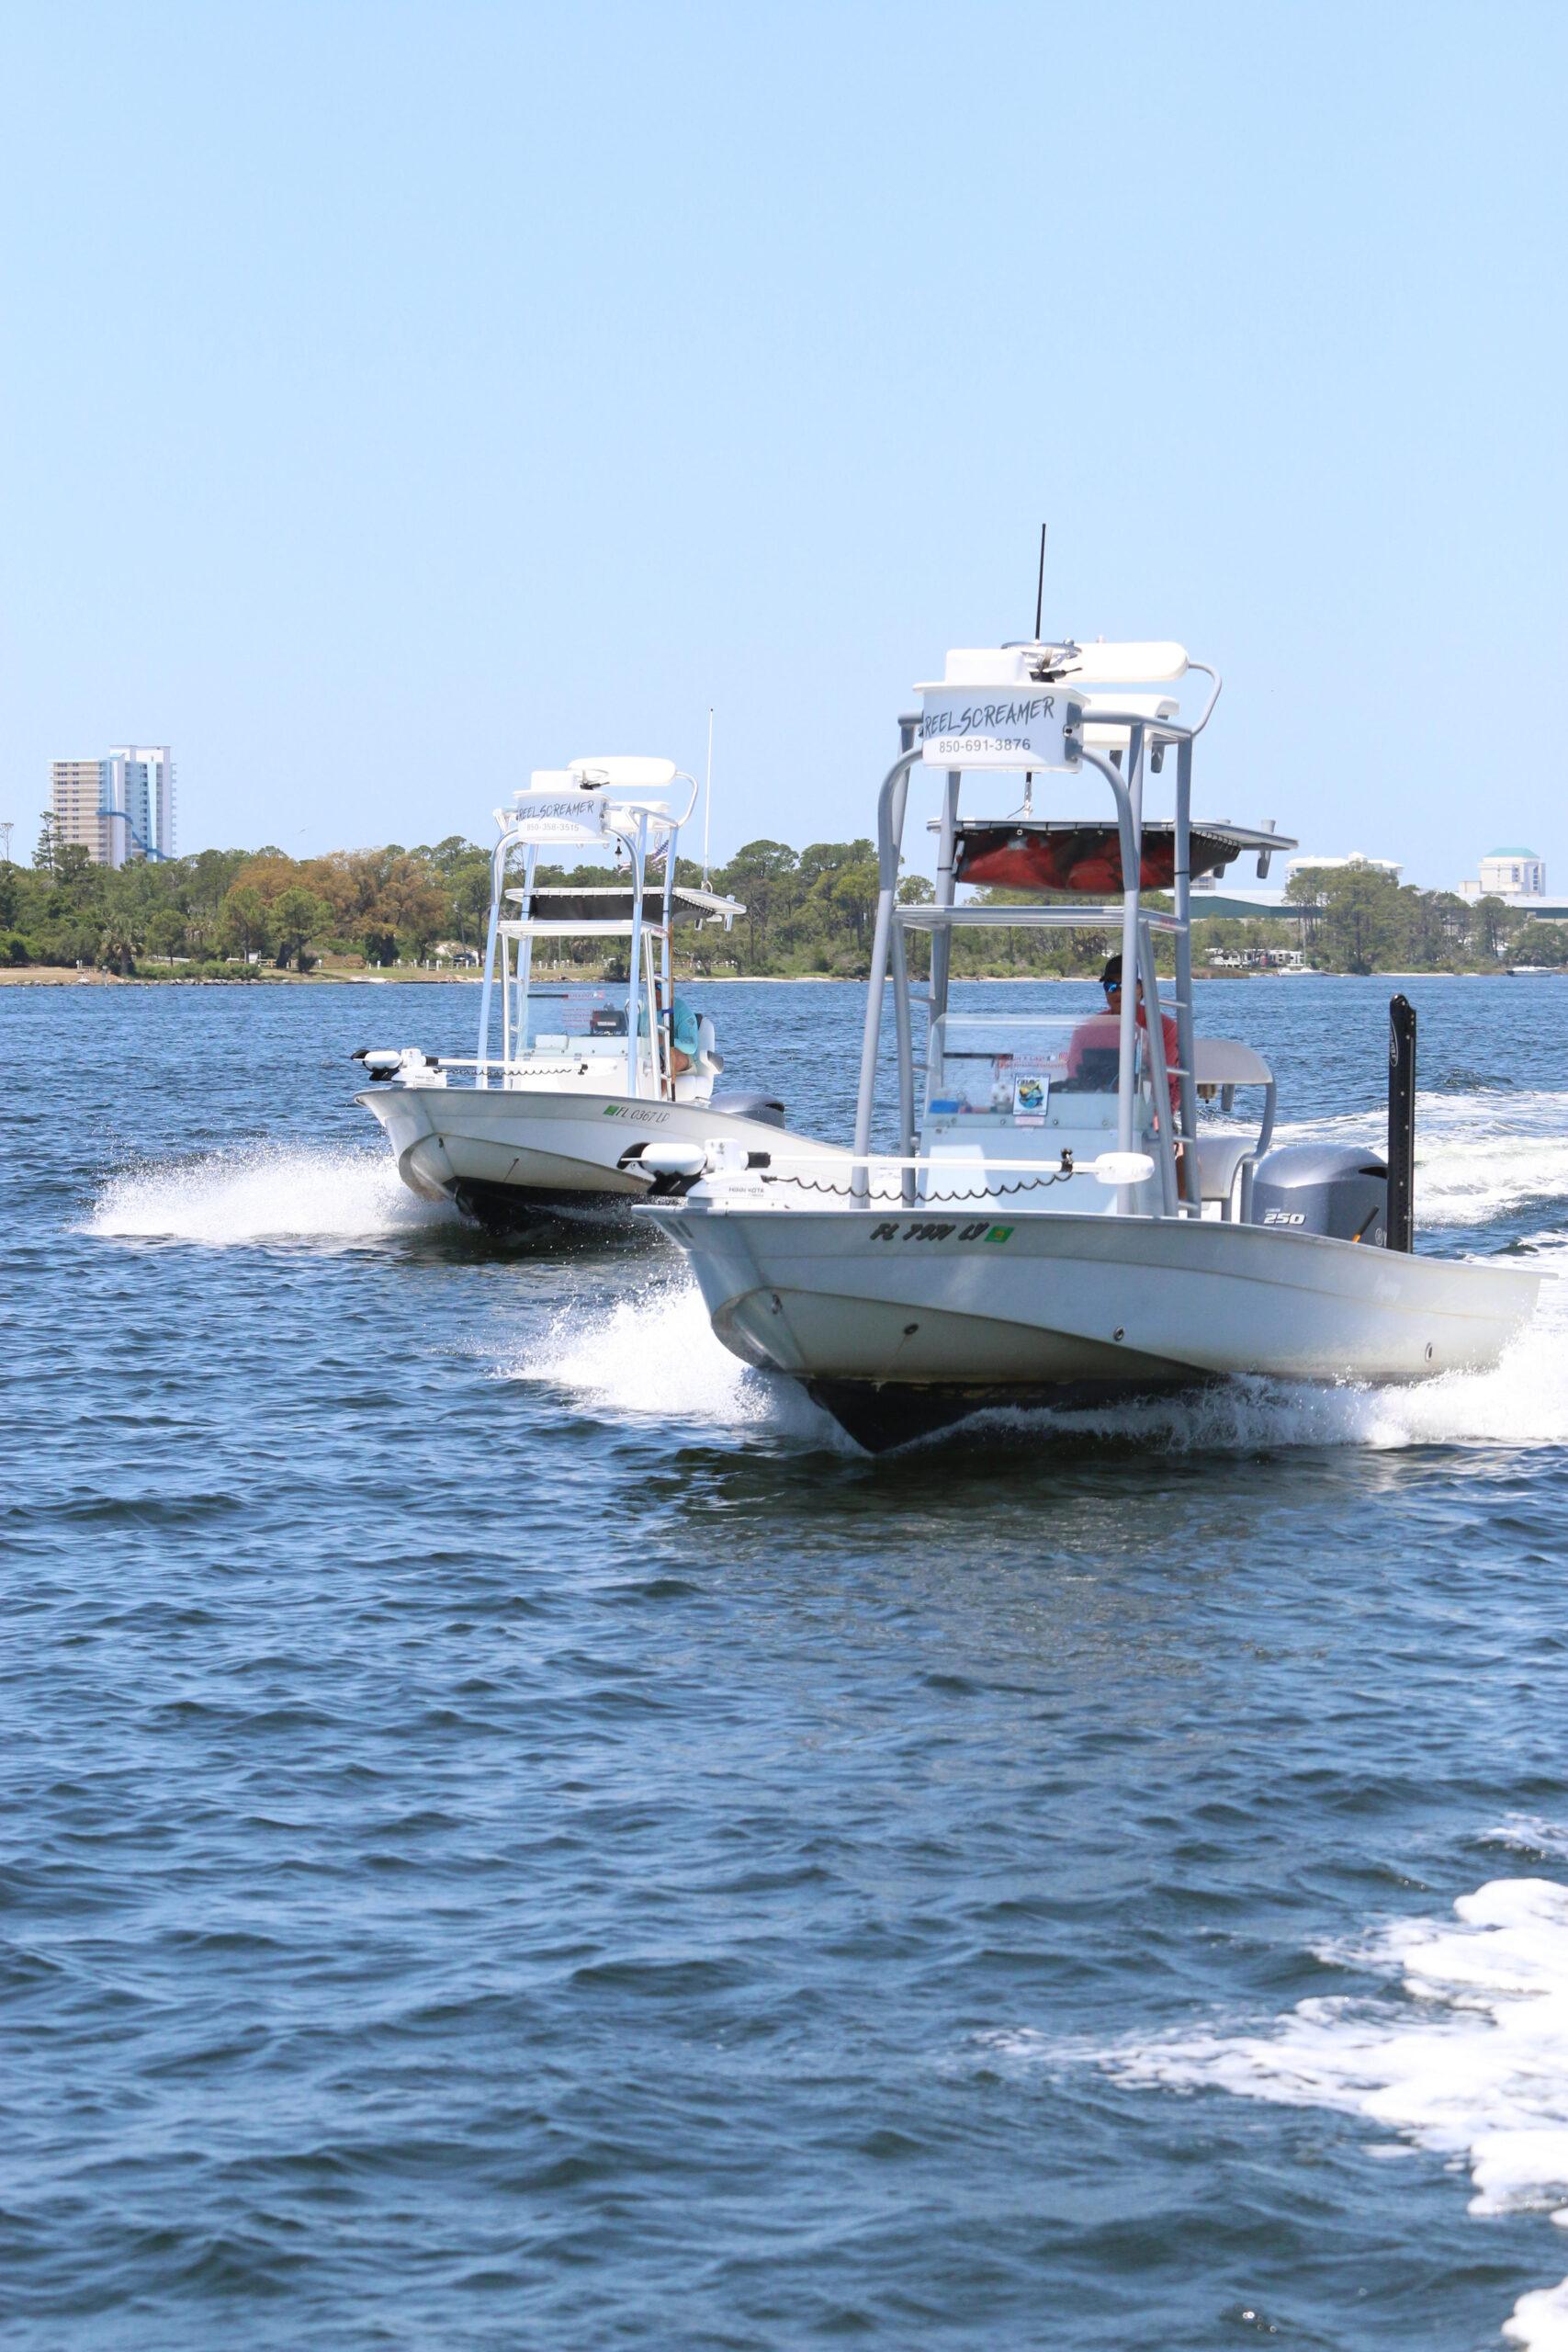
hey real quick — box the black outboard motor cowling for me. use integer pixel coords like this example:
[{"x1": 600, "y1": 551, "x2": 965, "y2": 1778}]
[{"x1": 1250, "y1": 1143, "x2": 1388, "y2": 1245}]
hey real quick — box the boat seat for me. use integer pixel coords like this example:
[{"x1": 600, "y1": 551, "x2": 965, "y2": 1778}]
[
  {"x1": 1195, "y1": 1135, "x2": 1254, "y2": 1204},
  {"x1": 1192, "y1": 1037, "x2": 1273, "y2": 1088}
]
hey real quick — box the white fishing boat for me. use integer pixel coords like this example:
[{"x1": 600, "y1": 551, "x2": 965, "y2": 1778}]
[
  {"x1": 645, "y1": 641, "x2": 1542, "y2": 1447},
  {"x1": 355, "y1": 756, "x2": 843, "y2": 1231}
]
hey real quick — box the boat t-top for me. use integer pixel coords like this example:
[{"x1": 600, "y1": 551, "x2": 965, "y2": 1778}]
[
  {"x1": 644, "y1": 639, "x2": 1542, "y2": 1447},
  {"x1": 356, "y1": 755, "x2": 844, "y2": 1231}
]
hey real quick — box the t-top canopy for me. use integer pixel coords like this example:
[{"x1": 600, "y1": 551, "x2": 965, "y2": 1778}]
[
  {"x1": 506, "y1": 755, "x2": 685, "y2": 846},
  {"x1": 914, "y1": 641, "x2": 1193, "y2": 771},
  {"x1": 953, "y1": 819, "x2": 1294, "y2": 895},
  {"x1": 568, "y1": 756, "x2": 678, "y2": 790},
  {"x1": 502, "y1": 884, "x2": 744, "y2": 930},
  {"x1": 919, "y1": 642, "x2": 1190, "y2": 691},
  {"x1": 1046, "y1": 640, "x2": 1189, "y2": 684},
  {"x1": 1078, "y1": 692, "x2": 1180, "y2": 754}
]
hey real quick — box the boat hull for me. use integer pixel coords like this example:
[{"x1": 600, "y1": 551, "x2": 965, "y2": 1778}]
[
  {"x1": 646, "y1": 1198, "x2": 1542, "y2": 1448},
  {"x1": 356, "y1": 1083, "x2": 843, "y2": 1233}
]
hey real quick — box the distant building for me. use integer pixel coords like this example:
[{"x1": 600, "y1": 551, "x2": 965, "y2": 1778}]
[
  {"x1": 1284, "y1": 850, "x2": 1403, "y2": 886},
  {"x1": 51, "y1": 761, "x2": 111, "y2": 864},
  {"x1": 50, "y1": 746, "x2": 175, "y2": 868},
  {"x1": 1459, "y1": 847, "x2": 1545, "y2": 903}
]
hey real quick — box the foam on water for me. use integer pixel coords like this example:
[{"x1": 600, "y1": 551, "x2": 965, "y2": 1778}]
[
  {"x1": 504, "y1": 1274, "x2": 848, "y2": 1444},
  {"x1": 979, "y1": 1875, "x2": 1568, "y2": 2347},
  {"x1": 1485, "y1": 1823, "x2": 1568, "y2": 1864},
  {"x1": 1272, "y1": 1089, "x2": 1568, "y2": 1229},
  {"x1": 86, "y1": 1142, "x2": 454, "y2": 1247}
]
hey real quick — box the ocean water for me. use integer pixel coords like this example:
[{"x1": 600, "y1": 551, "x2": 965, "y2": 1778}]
[{"x1": 6, "y1": 972, "x2": 1568, "y2": 2350}]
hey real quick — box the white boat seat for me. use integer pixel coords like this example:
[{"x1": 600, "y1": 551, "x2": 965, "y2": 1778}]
[
  {"x1": 1192, "y1": 1037, "x2": 1273, "y2": 1087},
  {"x1": 1195, "y1": 1135, "x2": 1255, "y2": 1203}
]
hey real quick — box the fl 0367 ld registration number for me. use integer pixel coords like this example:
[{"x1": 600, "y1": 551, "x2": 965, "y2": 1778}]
[{"x1": 870, "y1": 1220, "x2": 1014, "y2": 1244}]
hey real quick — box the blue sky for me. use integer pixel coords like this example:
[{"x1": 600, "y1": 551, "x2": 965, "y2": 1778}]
[{"x1": 2, "y1": 2, "x2": 1563, "y2": 887}]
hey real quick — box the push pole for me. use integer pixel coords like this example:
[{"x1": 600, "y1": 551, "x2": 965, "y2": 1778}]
[{"x1": 1387, "y1": 994, "x2": 1416, "y2": 1251}]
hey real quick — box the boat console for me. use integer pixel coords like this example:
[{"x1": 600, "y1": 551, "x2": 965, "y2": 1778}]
[{"x1": 919, "y1": 1011, "x2": 1158, "y2": 1214}]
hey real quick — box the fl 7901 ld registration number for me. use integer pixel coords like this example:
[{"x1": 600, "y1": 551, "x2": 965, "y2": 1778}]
[{"x1": 869, "y1": 1221, "x2": 1014, "y2": 1244}]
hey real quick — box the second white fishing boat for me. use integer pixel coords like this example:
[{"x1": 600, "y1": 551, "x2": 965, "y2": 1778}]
[{"x1": 356, "y1": 756, "x2": 844, "y2": 1231}]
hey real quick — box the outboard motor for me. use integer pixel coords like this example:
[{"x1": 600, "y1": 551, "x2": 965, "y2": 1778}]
[{"x1": 1249, "y1": 1143, "x2": 1388, "y2": 1245}]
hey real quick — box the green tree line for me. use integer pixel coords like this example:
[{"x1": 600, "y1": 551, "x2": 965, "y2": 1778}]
[
  {"x1": 2, "y1": 819, "x2": 1561, "y2": 978},
  {"x1": 1280, "y1": 864, "x2": 1565, "y2": 973}
]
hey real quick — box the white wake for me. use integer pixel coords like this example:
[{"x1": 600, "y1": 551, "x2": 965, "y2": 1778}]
[
  {"x1": 502, "y1": 1275, "x2": 848, "y2": 1445},
  {"x1": 977, "y1": 1872, "x2": 1568, "y2": 2346},
  {"x1": 1266, "y1": 1089, "x2": 1568, "y2": 1230},
  {"x1": 86, "y1": 1142, "x2": 455, "y2": 1246}
]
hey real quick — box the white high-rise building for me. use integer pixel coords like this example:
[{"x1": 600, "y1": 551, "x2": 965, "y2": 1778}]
[
  {"x1": 103, "y1": 747, "x2": 175, "y2": 865},
  {"x1": 1459, "y1": 847, "x2": 1545, "y2": 903},
  {"x1": 51, "y1": 747, "x2": 175, "y2": 868}
]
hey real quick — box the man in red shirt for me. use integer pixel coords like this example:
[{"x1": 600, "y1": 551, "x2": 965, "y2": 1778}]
[{"x1": 1100, "y1": 953, "x2": 1180, "y2": 1118}]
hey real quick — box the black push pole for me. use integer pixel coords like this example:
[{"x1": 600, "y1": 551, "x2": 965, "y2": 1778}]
[{"x1": 1387, "y1": 994, "x2": 1416, "y2": 1251}]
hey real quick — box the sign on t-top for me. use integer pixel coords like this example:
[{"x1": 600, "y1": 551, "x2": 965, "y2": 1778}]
[
  {"x1": 508, "y1": 771, "x2": 610, "y2": 847},
  {"x1": 917, "y1": 650, "x2": 1083, "y2": 771}
]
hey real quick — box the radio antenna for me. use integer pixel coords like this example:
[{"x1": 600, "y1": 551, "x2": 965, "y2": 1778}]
[
  {"x1": 1024, "y1": 524, "x2": 1047, "y2": 815},
  {"x1": 701, "y1": 707, "x2": 715, "y2": 888}
]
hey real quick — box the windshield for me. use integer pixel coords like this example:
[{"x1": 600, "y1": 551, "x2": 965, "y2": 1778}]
[
  {"x1": 525, "y1": 987, "x2": 631, "y2": 1052},
  {"x1": 925, "y1": 1012, "x2": 1153, "y2": 1122}
]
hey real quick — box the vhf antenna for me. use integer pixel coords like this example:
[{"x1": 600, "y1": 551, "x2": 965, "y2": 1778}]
[
  {"x1": 701, "y1": 707, "x2": 715, "y2": 888},
  {"x1": 1025, "y1": 522, "x2": 1046, "y2": 816}
]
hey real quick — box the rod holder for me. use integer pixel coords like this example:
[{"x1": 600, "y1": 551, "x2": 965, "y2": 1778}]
[{"x1": 1387, "y1": 994, "x2": 1416, "y2": 1252}]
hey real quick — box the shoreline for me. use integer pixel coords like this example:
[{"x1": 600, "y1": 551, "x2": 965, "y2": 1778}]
[{"x1": 0, "y1": 966, "x2": 1550, "y2": 990}]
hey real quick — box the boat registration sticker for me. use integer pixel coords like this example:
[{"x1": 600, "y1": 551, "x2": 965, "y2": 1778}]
[
  {"x1": 1011, "y1": 1069, "x2": 1049, "y2": 1119},
  {"x1": 868, "y1": 1221, "x2": 1014, "y2": 1244}
]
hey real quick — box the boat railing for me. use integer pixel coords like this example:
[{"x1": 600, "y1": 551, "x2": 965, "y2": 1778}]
[{"x1": 694, "y1": 1146, "x2": 1157, "y2": 1210}]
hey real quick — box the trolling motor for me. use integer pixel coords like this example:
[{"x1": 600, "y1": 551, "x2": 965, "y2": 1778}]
[{"x1": 352, "y1": 1046, "x2": 440, "y2": 1081}]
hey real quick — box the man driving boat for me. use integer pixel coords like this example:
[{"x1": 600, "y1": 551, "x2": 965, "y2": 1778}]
[
  {"x1": 1099, "y1": 954, "x2": 1179, "y2": 1117},
  {"x1": 669, "y1": 1000, "x2": 701, "y2": 1076},
  {"x1": 1064, "y1": 956, "x2": 1181, "y2": 1126}
]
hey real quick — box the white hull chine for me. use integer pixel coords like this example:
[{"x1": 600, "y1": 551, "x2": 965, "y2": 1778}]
[
  {"x1": 647, "y1": 1198, "x2": 1543, "y2": 1448},
  {"x1": 357, "y1": 1084, "x2": 844, "y2": 1227}
]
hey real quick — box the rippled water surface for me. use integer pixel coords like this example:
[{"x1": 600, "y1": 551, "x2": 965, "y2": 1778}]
[{"x1": 7, "y1": 974, "x2": 1568, "y2": 2349}]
